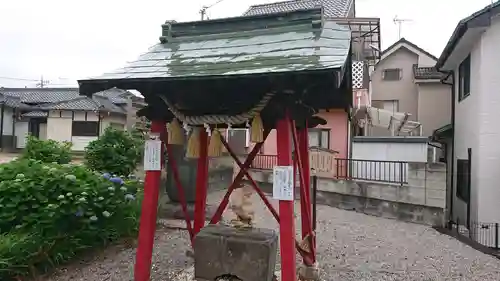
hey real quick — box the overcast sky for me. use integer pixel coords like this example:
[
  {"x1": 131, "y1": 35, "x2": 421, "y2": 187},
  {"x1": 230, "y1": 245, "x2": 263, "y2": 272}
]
[{"x1": 0, "y1": 0, "x2": 495, "y2": 88}]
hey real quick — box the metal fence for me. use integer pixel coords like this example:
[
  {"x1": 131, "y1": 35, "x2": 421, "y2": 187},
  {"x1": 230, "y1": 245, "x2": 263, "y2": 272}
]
[
  {"x1": 250, "y1": 154, "x2": 410, "y2": 185},
  {"x1": 335, "y1": 158, "x2": 408, "y2": 185},
  {"x1": 453, "y1": 219, "x2": 500, "y2": 249},
  {"x1": 251, "y1": 154, "x2": 278, "y2": 170}
]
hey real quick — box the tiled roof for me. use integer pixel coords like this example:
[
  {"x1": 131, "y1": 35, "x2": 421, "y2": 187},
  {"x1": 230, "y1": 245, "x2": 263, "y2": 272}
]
[
  {"x1": 4, "y1": 96, "x2": 33, "y2": 110},
  {"x1": 0, "y1": 88, "x2": 80, "y2": 103},
  {"x1": 413, "y1": 65, "x2": 444, "y2": 80},
  {"x1": 22, "y1": 111, "x2": 48, "y2": 117},
  {"x1": 92, "y1": 95, "x2": 126, "y2": 113},
  {"x1": 41, "y1": 96, "x2": 100, "y2": 111},
  {"x1": 0, "y1": 87, "x2": 128, "y2": 114},
  {"x1": 244, "y1": 0, "x2": 352, "y2": 17},
  {"x1": 93, "y1": 87, "x2": 131, "y2": 104},
  {"x1": 79, "y1": 8, "x2": 352, "y2": 95}
]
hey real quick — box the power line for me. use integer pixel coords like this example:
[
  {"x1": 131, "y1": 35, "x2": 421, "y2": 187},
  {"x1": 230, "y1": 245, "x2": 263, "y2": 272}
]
[
  {"x1": 0, "y1": 75, "x2": 76, "y2": 87},
  {"x1": 0, "y1": 76, "x2": 38, "y2": 82}
]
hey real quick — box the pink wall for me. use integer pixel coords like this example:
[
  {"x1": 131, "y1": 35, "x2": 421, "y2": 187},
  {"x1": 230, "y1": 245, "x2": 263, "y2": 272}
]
[{"x1": 257, "y1": 109, "x2": 349, "y2": 159}]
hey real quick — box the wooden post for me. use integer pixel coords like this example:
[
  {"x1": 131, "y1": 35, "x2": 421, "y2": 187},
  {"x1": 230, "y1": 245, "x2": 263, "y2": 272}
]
[
  {"x1": 135, "y1": 120, "x2": 165, "y2": 281},
  {"x1": 276, "y1": 112, "x2": 297, "y2": 281}
]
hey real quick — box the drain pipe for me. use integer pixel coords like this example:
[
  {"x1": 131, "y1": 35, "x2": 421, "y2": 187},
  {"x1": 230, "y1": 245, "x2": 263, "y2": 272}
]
[{"x1": 441, "y1": 71, "x2": 455, "y2": 229}]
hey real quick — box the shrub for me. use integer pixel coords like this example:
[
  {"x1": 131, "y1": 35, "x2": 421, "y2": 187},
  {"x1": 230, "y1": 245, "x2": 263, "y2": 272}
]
[
  {"x1": 22, "y1": 136, "x2": 72, "y2": 164},
  {"x1": 0, "y1": 159, "x2": 142, "y2": 280},
  {"x1": 84, "y1": 127, "x2": 144, "y2": 176}
]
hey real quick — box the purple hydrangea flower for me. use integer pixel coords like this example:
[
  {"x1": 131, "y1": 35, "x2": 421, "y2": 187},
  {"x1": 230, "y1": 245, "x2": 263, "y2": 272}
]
[
  {"x1": 75, "y1": 209, "x2": 84, "y2": 217},
  {"x1": 109, "y1": 177, "x2": 124, "y2": 185},
  {"x1": 102, "y1": 173, "x2": 111, "y2": 180}
]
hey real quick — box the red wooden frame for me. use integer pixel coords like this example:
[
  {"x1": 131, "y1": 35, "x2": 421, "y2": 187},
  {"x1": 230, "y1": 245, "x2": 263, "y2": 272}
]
[{"x1": 135, "y1": 115, "x2": 318, "y2": 281}]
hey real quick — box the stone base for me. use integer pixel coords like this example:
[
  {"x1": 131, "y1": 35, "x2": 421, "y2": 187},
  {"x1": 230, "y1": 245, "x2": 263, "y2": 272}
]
[
  {"x1": 298, "y1": 263, "x2": 320, "y2": 281},
  {"x1": 194, "y1": 225, "x2": 278, "y2": 281},
  {"x1": 173, "y1": 266, "x2": 326, "y2": 281},
  {"x1": 159, "y1": 202, "x2": 217, "y2": 220}
]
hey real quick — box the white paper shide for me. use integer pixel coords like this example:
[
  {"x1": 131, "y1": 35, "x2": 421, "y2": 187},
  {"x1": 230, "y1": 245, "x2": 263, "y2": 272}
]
[
  {"x1": 272, "y1": 165, "x2": 294, "y2": 201},
  {"x1": 143, "y1": 140, "x2": 162, "y2": 171}
]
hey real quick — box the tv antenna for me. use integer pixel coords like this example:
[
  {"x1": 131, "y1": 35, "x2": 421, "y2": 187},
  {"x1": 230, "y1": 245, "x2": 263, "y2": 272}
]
[
  {"x1": 200, "y1": 0, "x2": 226, "y2": 20},
  {"x1": 393, "y1": 15, "x2": 413, "y2": 39}
]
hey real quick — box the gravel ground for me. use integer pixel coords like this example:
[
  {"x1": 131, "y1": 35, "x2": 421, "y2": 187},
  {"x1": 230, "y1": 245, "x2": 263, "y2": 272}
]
[{"x1": 44, "y1": 189, "x2": 500, "y2": 281}]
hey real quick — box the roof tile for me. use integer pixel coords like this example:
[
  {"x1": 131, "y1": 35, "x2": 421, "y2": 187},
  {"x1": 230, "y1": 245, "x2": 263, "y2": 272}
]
[
  {"x1": 0, "y1": 88, "x2": 80, "y2": 103},
  {"x1": 81, "y1": 9, "x2": 351, "y2": 83},
  {"x1": 244, "y1": 0, "x2": 352, "y2": 18},
  {"x1": 22, "y1": 111, "x2": 48, "y2": 117},
  {"x1": 41, "y1": 96, "x2": 100, "y2": 111},
  {"x1": 413, "y1": 65, "x2": 444, "y2": 80}
]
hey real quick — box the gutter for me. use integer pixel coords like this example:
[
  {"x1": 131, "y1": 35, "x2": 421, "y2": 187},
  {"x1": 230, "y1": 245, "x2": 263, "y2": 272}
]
[
  {"x1": 436, "y1": 2, "x2": 500, "y2": 69},
  {"x1": 440, "y1": 71, "x2": 455, "y2": 227}
]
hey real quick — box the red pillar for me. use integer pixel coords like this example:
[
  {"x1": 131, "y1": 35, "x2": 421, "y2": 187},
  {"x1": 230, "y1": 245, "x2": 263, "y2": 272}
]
[
  {"x1": 276, "y1": 113, "x2": 297, "y2": 281},
  {"x1": 135, "y1": 120, "x2": 165, "y2": 281},
  {"x1": 298, "y1": 125, "x2": 311, "y2": 240},
  {"x1": 298, "y1": 123, "x2": 315, "y2": 264},
  {"x1": 194, "y1": 129, "x2": 209, "y2": 234}
]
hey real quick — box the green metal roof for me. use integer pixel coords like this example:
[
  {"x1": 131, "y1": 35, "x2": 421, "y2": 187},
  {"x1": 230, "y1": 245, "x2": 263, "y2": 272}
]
[{"x1": 79, "y1": 8, "x2": 351, "y2": 83}]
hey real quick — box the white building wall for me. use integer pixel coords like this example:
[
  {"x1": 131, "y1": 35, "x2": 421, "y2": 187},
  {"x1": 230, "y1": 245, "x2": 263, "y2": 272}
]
[
  {"x1": 352, "y1": 140, "x2": 428, "y2": 162},
  {"x1": 452, "y1": 40, "x2": 481, "y2": 224},
  {"x1": 417, "y1": 53, "x2": 437, "y2": 67},
  {"x1": 476, "y1": 17, "x2": 500, "y2": 224},
  {"x1": 100, "y1": 113, "x2": 126, "y2": 134},
  {"x1": 453, "y1": 17, "x2": 500, "y2": 225},
  {"x1": 351, "y1": 139, "x2": 428, "y2": 183},
  {"x1": 2, "y1": 107, "x2": 13, "y2": 135},
  {"x1": 46, "y1": 110, "x2": 72, "y2": 143},
  {"x1": 15, "y1": 121, "x2": 29, "y2": 148}
]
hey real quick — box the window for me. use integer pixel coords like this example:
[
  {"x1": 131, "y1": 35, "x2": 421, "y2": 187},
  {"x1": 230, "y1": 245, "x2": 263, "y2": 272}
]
[
  {"x1": 226, "y1": 128, "x2": 253, "y2": 154},
  {"x1": 72, "y1": 121, "x2": 99, "y2": 137},
  {"x1": 110, "y1": 122, "x2": 125, "y2": 130},
  {"x1": 382, "y1": 68, "x2": 402, "y2": 81},
  {"x1": 308, "y1": 129, "x2": 330, "y2": 149},
  {"x1": 372, "y1": 100, "x2": 399, "y2": 114},
  {"x1": 458, "y1": 55, "x2": 471, "y2": 101},
  {"x1": 456, "y1": 156, "x2": 470, "y2": 201}
]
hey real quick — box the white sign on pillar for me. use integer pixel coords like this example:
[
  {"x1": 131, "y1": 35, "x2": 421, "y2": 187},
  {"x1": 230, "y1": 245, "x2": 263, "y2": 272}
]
[
  {"x1": 144, "y1": 135, "x2": 162, "y2": 171},
  {"x1": 272, "y1": 165, "x2": 294, "y2": 201}
]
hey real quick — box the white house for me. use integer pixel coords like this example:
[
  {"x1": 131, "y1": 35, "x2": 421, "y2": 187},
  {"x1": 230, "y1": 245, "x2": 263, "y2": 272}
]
[
  {"x1": 0, "y1": 87, "x2": 141, "y2": 152},
  {"x1": 436, "y1": 2, "x2": 500, "y2": 230}
]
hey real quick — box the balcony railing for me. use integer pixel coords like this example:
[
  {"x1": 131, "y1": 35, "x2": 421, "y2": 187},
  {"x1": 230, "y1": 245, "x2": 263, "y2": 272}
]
[
  {"x1": 249, "y1": 147, "x2": 337, "y2": 178},
  {"x1": 335, "y1": 158, "x2": 408, "y2": 185},
  {"x1": 248, "y1": 153, "x2": 408, "y2": 185}
]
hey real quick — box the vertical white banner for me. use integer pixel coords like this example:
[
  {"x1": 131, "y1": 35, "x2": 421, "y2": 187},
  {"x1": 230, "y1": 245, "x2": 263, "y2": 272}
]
[
  {"x1": 272, "y1": 165, "x2": 294, "y2": 201},
  {"x1": 143, "y1": 140, "x2": 162, "y2": 171}
]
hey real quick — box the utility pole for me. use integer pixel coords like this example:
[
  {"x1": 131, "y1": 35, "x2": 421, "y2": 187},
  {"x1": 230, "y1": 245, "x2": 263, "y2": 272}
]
[
  {"x1": 200, "y1": 0, "x2": 226, "y2": 20},
  {"x1": 36, "y1": 75, "x2": 50, "y2": 88},
  {"x1": 393, "y1": 15, "x2": 413, "y2": 39}
]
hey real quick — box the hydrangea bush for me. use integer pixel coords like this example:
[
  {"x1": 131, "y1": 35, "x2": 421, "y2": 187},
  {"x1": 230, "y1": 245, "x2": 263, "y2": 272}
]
[
  {"x1": 84, "y1": 127, "x2": 144, "y2": 177},
  {"x1": 0, "y1": 159, "x2": 143, "y2": 280},
  {"x1": 21, "y1": 135, "x2": 72, "y2": 164}
]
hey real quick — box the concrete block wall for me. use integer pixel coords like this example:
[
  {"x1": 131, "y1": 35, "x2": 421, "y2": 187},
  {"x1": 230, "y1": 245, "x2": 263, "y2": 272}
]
[{"x1": 242, "y1": 162, "x2": 447, "y2": 225}]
